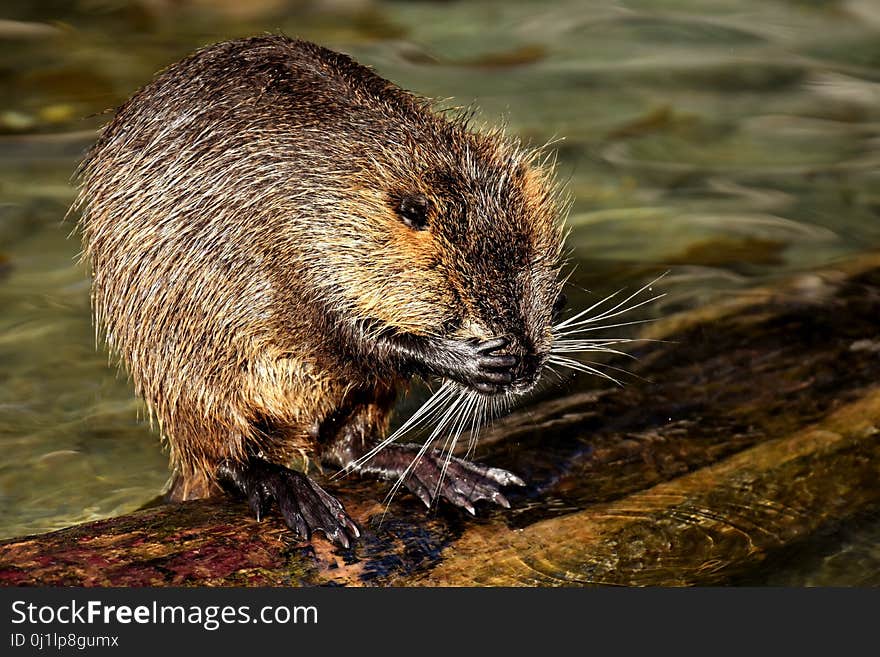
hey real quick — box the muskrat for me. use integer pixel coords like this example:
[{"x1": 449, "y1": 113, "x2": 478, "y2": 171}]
[{"x1": 73, "y1": 35, "x2": 566, "y2": 548}]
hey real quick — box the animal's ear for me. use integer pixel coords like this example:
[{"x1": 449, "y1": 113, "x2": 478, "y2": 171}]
[{"x1": 397, "y1": 193, "x2": 430, "y2": 231}]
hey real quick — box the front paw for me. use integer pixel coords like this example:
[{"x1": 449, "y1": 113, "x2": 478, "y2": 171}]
[
  {"x1": 443, "y1": 336, "x2": 520, "y2": 394},
  {"x1": 217, "y1": 457, "x2": 360, "y2": 548},
  {"x1": 380, "y1": 331, "x2": 520, "y2": 394}
]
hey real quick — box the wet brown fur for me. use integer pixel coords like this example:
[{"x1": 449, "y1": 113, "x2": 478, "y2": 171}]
[{"x1": 73, "y1": 36, "x2": 564, "y2": 502}]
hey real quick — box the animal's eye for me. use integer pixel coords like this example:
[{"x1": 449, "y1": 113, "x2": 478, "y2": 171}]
[{"x1": 398, "y1": 193, "x2": 430, "y2": 231}]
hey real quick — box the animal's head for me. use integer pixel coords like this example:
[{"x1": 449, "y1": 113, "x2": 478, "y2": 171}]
[{"x1": 314, "y1": 121, "x2": 566, "y2": 395}]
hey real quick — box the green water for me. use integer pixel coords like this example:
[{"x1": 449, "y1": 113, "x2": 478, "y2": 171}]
[{"x1": 1, "y1": 0, "x2": 879, "y2": 583}]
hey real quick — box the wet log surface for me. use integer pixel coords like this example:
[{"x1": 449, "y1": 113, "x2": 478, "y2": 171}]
[{"x1": 2, "y1": 256, "x2": 880, "y2": 586}]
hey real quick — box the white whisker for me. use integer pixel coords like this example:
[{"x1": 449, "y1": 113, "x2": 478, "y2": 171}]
[
  {"x1": 554, "y1": 316, "x2": 660, "y2": 337},
  {"x1": 554, "y1": 293, "x2": 666, "y2": 333},
  {"x1": 553, "y1": 287, "x2": 625, "y2": 330},
  {"x1": 576, "y1": 358, "x2": 649, "y2": 382},
  {"x1": 381, "y1": 388, "x2": 467, "y2": 511},
  {"x1": 553, "y1": 337, "x2": 666, "y2": 348},
  {"x1": 543, "y1": 363, "x2": 565, "y2": 383},
  {"x1": 465, "y1": 393, "x2": 487, "y2": 459},
  {"x1": 552, "y1": 344, "x2": 634, "y2": 358},
  {"x1": 336, "y1": 380, "x2": 454, "y2": 478},
  {"x1": 435, "y1": 391, "x2": 478, "y2": 502},
  {"x1": 548, "y1": 355, "x2": 623, "y2": 386},
  {"x1": 553, "y1": 273, "x2": 667, "y2": 334}
]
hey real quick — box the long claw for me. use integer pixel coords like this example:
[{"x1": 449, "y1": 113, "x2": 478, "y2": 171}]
[
  {"x1": 217, "y1": 457, "x2": 358, "y2": 548},
  {"x1": 492, "y1": 491, "x2": 511, "y2": 509},
  {"x1": 357, "y1": 444, "x2": 523, "y2": 516},
  {"x1": 478, "y1": 355, "x2": 518, "y2": 370},
  {"x1": 484, "y1": 467, "x2": 526, "y2": 487},
  {"x1": 477, "y1": 336, "x2": 510, "y2": 354}
]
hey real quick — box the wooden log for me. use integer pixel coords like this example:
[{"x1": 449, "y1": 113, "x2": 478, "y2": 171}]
[
  {"x1": 2, "y1": 254, "x2": 880, "y2": 586},
  {"x1": 406, "y1": 390, "x2": 880, "y2": 585}
]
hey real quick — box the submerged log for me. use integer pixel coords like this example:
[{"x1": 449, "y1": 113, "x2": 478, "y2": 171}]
[
  {"x1": 2, "y1": 254, "x2": 880, "y2": 586},
  {"x1": 410, "y1": 391, "x2": 880, "y2": 585}
]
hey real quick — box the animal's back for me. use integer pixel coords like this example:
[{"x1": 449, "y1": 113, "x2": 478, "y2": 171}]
[{"x1": 76, "y1": 36, "x2": 428, "y2": 498}]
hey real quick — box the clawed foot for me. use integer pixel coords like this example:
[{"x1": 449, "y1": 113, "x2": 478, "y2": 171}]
[
  {"x1": 217, "y1": 457, "x2": 360, "y2": 548},
  {"x1": 459, "y1": 337, "x2": 520, "y2": 395},
  {"x1": 355, "y1": 443, "x2": 525, "y2": 514},
  {"x1": 388, "y1": 333, "x2": 519, "y2": 394}
]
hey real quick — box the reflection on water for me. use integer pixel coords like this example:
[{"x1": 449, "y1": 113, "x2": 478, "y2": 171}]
[
  {"x1": 0, "y1": 0, "x2": 878, "y2": 581},
  {"x1": 734, "y1": 509, "x2": 880, "y2": 586}
]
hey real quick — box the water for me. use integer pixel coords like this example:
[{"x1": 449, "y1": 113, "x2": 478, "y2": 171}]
[{"x1": 1, "y1": 0, "x2": 878, "y2": 581}]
